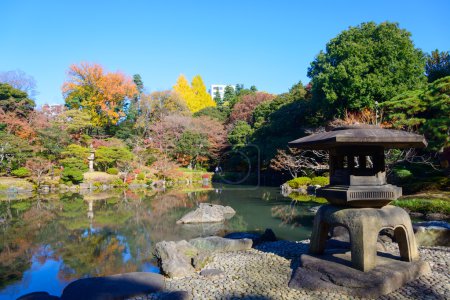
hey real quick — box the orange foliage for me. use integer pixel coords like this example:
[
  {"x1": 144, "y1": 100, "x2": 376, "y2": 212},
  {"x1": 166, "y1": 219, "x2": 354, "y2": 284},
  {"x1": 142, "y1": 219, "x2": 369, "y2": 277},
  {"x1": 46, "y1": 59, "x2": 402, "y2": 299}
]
[{"x1": 62, "y1": 62, "x2": 137, "y2": 126}]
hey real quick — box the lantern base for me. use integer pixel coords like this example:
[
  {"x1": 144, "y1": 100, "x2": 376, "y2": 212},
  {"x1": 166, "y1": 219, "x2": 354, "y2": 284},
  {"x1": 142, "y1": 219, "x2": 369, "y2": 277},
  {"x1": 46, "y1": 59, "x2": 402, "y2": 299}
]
[
  {"x1": 289, "y1": 251, "x2": 430, "y2": 298},
  {"x1": 317, "y1": 184, "x2": 402, "y2": 208}
]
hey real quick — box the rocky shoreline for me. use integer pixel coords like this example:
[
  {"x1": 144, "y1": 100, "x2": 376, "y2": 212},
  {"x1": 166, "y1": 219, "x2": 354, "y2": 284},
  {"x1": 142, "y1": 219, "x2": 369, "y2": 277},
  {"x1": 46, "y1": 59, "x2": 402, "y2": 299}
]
[{"x1": 129, "y1": 240, "x2": 449, "y2": 300}]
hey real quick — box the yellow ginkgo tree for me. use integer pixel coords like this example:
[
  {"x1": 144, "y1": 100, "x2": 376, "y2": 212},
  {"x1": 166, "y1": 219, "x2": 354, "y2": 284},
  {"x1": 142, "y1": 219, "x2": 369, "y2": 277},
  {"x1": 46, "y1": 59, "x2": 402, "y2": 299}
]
[{"x1": 173, "y1": 74, "x2": 215, "y2": 113}]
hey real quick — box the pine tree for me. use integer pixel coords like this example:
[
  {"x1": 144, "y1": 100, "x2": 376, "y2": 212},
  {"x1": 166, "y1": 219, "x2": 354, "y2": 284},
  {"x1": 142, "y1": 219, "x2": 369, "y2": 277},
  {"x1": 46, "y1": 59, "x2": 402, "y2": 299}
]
[{"x1": 213, "y1": 89, "x2": 222, "y2": 106}]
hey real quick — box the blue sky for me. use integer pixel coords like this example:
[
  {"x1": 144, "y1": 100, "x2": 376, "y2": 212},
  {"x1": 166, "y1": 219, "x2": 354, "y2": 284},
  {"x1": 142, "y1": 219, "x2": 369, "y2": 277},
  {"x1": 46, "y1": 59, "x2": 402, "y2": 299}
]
[{"x1": 1, "y1": 0, "x2": 450, "y2": 106}]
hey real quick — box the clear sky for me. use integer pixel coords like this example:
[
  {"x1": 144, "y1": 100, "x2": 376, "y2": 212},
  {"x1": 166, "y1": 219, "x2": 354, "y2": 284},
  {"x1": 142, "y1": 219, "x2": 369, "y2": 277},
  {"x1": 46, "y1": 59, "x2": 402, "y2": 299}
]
[{"x1": 1, "y1": 0, "x2": 450, "y2": 106}]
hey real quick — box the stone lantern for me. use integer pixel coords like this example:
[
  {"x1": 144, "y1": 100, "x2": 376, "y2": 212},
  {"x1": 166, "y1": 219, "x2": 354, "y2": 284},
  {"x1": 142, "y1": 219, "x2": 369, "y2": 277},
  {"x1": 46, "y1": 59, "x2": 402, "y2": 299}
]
[
  {"x1": 287, "y1": 125, "x2": 431, "y2": 297},
  {"x1": 88, "y1": 144, "x2": 95, "y2": 173}
]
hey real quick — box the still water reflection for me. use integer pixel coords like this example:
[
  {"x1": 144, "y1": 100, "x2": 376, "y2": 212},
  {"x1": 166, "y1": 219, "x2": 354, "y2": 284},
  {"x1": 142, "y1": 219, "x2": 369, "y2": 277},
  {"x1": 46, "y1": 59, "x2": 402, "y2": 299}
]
[{"x1": 0, "y1": 185, "x2": 317, "y2": 299}]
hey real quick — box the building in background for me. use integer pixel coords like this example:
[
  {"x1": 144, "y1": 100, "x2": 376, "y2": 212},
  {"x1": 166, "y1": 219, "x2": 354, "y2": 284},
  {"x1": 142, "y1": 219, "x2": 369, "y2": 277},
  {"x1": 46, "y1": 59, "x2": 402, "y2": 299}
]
[{"x1": 210, "y1": 84, "x2": 235, "y2": 100}]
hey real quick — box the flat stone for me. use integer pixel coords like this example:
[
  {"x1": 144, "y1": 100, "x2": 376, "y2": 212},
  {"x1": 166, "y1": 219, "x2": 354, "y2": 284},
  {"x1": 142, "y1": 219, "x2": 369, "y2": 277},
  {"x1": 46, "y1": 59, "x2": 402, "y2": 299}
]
[
  {"x1": 189, "y1": 236, "x2": 252, "y2": 252},
  {"x1": 17, "y1": 292, "x2": 59, "y2": 300},
  {"x1": 200, "y1": 268, "x2": 224, "y2": 277},
  {"x1": 289, "y1": 252, "x2": 431, "y2": 298},
  {"x1": 60, "y1": 272, "x2": 165, "y2": 300},
  {"x1": 158, "y1": 291, "x2": 191, "y2": 300}
]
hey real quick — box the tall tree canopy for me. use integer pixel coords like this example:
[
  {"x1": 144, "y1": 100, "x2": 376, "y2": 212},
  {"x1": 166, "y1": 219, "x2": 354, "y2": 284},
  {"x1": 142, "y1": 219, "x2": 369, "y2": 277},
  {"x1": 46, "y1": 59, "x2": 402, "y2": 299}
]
[
  {"x1": 0, "y1": 83, "x2": 35, "y2": 118},
  {"x1": 190, "y1": 75, "x2": 216, "y2": 113},
  {"x1": 382, "y1": 76, "x2": 450, "y2": 151},
  {"x1": 0, "y1": 70, "x2": 38, "y2": 99},
  {"x1": 308, "y1": 21, "x2": 426, "y2": 118},
  {"x1": 62, "y1": 63, "x2": 137, "y2": 126},
  {"x1": 426, "y1": 50, "x2": 450, "y2": 83},
  {"x1": 173, "y1": 74, "x2": 215, "y2": 113}
]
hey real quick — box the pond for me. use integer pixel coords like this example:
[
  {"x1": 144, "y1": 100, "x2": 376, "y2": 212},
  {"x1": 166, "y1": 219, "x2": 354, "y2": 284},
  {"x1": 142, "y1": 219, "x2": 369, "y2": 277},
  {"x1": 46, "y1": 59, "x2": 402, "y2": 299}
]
[{"x1": 0, "y1": 185, "x2": 318, "y2": 299}]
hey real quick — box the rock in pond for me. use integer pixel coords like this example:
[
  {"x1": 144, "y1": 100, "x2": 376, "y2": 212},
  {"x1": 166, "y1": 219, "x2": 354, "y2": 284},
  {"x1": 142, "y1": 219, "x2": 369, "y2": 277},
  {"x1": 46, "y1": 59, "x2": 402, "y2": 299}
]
[
  {"x1": 413, "y1": 221, "x2": 450, "y2": 246},
  {"x1": 154, "y1": 240, "x2": 198, "y2": 278},
  {"x1": 60, "y1": 272, "x2": 165, "y2": 300},
  {"x1": 176, "y1": 203, "x2": 235, "y2": 224}
]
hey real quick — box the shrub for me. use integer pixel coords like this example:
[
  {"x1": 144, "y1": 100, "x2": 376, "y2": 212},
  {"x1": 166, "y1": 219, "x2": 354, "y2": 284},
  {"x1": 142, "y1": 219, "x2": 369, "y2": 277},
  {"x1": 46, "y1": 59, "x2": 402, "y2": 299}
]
[
  {"x1": 137, "y1": 172, "x2": 145, "y2": 180},
  {"x1": 106, "y1": 167, "x2": 119, "y2": 175},
  {"x1": 287, "y1": 177, "x2": 311, "y2": 189},
  {"x1": 394, "y1": 168, "x2": 413, "y2": 180},
  {"x1": 111, "y1": 178, "x2": 127, "y2": 187},
  {"x1": 61, "y1": 168, "x2": 84, "y2": 184},
  {"x1": 310, "y1": 176, "x2": 329, "y2": 186},
  {"x1": 287, "y1": 193, "x2": 328, "y2": 204},
  {"x1": 11, "y1": 167, "x2": 31, "y2": 178}
]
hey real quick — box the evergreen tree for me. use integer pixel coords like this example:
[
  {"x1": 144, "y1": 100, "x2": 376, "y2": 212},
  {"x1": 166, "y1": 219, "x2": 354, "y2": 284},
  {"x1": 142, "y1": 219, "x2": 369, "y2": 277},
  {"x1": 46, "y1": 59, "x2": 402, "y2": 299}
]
[
  {"x1": 213, "y1": 89, "x2": 222, "y2": 106},
  {"x1": 308, "y1": 22, "x2": 426, "y2": 118},
  {"x1": 426, "y1": 50, "x2": 450, "y2": 82}
]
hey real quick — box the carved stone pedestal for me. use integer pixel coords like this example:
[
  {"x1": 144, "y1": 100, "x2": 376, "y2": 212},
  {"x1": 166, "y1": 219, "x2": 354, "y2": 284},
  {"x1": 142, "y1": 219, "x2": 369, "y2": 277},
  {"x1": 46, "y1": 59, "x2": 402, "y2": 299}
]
[
  {"x1": 309, "y1": 204, "x2": 418, "y2": 272},
  {"x1": 289, "y1": 251, "x2": 430, "y2": 298}
]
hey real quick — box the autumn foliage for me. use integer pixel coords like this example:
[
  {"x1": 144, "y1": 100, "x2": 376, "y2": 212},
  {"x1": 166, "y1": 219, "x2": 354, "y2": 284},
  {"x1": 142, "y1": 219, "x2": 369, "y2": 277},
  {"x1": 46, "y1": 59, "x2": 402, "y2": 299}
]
[
  {"x1": 229, "y1": 92, "x2": 275, "y2": 124},
  {"x1": 62, "y1": 63, "x2": 137, "y2": 126}
]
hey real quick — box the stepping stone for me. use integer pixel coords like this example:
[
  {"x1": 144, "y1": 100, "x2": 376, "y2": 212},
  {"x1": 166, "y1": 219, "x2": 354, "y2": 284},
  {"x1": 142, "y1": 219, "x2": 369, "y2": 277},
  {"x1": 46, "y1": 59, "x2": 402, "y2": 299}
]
[{"x1": 61, "y1": 272, "x2": 165, "y2": 300}]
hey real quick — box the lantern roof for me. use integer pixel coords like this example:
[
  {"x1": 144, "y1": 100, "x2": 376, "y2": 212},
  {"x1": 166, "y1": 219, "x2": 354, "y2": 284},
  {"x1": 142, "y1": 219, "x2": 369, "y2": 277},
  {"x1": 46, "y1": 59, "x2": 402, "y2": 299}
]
[{"x1": 288, "y1": 125, "x2": 427, "y2": 150}]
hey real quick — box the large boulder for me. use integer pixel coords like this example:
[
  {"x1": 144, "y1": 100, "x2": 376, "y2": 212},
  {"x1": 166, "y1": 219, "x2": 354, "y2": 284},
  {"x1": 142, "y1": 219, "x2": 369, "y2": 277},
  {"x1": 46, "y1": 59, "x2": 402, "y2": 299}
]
[
  {"x1": 154, "y1": 240, "x2": 198, "y2": 278},
  {"x1": 155, "y1": 237, "x2": 252, "y2": 278},
  {"x1": 413, "y1": 221, "x2": 450, "y2": 247},
  {"x1": 189, "y1": 236, "x2": 252, "y2": 252},
  {"x1": 60, "y1": 272, "x2": 165, "y2": 300},
  {"x1": 176, "y1": 203, "x2": 235, "y2": 224}
]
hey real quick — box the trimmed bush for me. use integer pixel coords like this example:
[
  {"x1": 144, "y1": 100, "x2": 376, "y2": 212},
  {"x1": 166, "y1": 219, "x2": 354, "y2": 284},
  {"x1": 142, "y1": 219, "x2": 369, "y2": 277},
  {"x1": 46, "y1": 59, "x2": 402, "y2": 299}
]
[
  {"x1": 106, "y1": 167, "x2": 119, "y2": 175},
  {"x1": 288, "y1": 193, "x2": 328, "y2": 204},
  {"x1": 111, "y1": 178, "x2": 127, "y2": 187},
  {"x1": 311, "y1": 176, "x2": 329, "y2": 186},
  {"x1": 11, "y1": 167, "x2": 31, "y2": 178},
  {"x1": 287, "y1": 177, "x2": 312, "y2": 189},
  {"x1": 61, "y1": 168, "x2": 84, "y2": 184}
]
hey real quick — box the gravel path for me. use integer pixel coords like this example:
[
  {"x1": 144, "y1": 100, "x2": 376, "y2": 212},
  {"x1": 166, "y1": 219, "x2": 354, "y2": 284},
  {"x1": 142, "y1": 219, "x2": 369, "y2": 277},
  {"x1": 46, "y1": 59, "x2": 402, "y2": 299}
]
[{"x1": 136, "y1": 240, "x2": 449, "y2": 300}]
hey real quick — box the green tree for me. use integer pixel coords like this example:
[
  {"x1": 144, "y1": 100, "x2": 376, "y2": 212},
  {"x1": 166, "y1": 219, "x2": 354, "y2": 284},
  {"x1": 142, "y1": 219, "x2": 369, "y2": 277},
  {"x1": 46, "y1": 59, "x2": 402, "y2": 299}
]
[
  {"x1": 95, "y1": 146, "x2": 134, "y2": 170},
  {"x1": 426, "y1": 50, "x2": 450, "y2": 83},
  {"x1": 61, "y1": 144, "x2": 90, "y2": 161},
  {"x1": 193, "y1": 106, "x2": 228, "y2": 122},
  {"x1": 213, "y1": 89, "x2": 222, "y2": 106},
  {"x1": 223, "y1": 85, "x2": 237, "y2": 107},
  {"x1": 228, "y1": 121, "x2": 253, "y2": 148},
  {"x1": 37, "y1": 123, "x2": 71, "y2": 160},
  {"x1": 382, "y1": 76, "x2": 450, "y2": 151},
  {"x1": 174, "y1": 131, "x2": 209, "y2": 168},
  {"x1": 60, "y1": 157, "x2": 88, "y2": 184},
  {"x1": 0, "y1": 83, "x2": 35, "y2": 118},
  {"x1": 133, "y1": 74, "x2": 144, "y2": 95},
  {"x1": 0, "y1": 131, "x2": 33, "y2": 171},
  {"x1": 308, "y1": 21, "x2": 426, "y2": 118}
]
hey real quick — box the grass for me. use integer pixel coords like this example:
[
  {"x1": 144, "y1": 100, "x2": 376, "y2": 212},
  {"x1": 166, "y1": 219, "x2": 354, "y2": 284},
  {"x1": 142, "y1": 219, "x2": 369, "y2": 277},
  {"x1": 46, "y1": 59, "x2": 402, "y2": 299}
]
[
  {"x1": 178, "y1": 167, "x2": 209, "y2": 173},
  {"x1": 0, "y1": 177, "x2": 34, "y2": 192},
  {"x1": 392, "y1": 198, "x2": 450, "y2": 215}
]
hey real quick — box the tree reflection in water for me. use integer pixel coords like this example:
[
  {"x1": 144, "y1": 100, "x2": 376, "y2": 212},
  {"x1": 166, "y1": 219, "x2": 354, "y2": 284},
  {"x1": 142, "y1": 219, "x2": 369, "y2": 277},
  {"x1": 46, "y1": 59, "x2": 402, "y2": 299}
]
[{"x1": 0, "y1": 187, "x2": 315, "y2": 297}]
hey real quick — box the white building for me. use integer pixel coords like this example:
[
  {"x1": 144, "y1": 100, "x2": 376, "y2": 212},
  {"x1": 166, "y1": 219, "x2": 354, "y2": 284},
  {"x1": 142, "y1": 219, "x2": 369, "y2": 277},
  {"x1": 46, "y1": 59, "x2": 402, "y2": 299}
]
[{"x1": 210, "y1": 84, "x2": 235, "y2": 99}]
